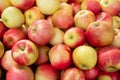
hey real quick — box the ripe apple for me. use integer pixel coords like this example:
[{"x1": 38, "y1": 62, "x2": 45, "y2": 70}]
[
  {"x1": 74, "y1": 10, "x2": 95, "y2": 30},
  {"x1": 3, "y1": 28, "x2": 27, "y2": 49},
  {"x1": 72, "y1": 45, "x2": 97, "y2": 70},
  {"x1": 49, "y1": 44, "x2": 72, "y2": 70},
  {"x1": 81, "y1": 0, "x2": 101, "y2": 14},
  {"x1": 1, "y1": 50, "x2": 19, "y2": 70},
  {"x1": 46, "y1": 16, "x2": 54, "y2": 28},
  {"x1": 35, "y1": 63, "x2": 59, "y2": 80},
  {"x1": 98, "y1": 46, "x2": 120, "y2": 72},
  {"x1": 35, "y1": 45, "x2": 50, "y2": 65},
  {"x1": 6, "y1": 66, "x2": 34, "y2": 80},
  {"x1": 52, "y1": 9, "x2": 74, "y2": 29},
  {"x1": 1, "y1": 6, "x2": 25, "y2": 28},
  {"x1": 49, "y1": 27, "x2": 64, "y2": 45},
  {"x1": 0, "y1": 41, "x2": 4, "y2": 58},
  {"x1": 85, "y1": 21, "x2": 115, "y2": 47},
  {"x1": 68, "y1": 0, "x2": 84, "y2": 3},
  {"x1": 61, "y1": 67, "x2": 86, "y2": 80},
  {"x1": 36, "y1": 0, "x2": 60, "y2": 15},
  {"x1": 100, "y1": 0, "x2": 120, "y2": 16},
  {"x1": 24, "y1": 6, "x2": 45, "y2": 26},
  {"x1": 10, "y1": 0, "x2": 35, "y2": 11},
  {"x1": 97, "y1": 70, "x2": 120, "y2": 80},
  {"x1": 27, "y1": 19, "x2": 53, "y2": 46},
  {"x1": 70, "y1": 2, "x2": 81, "y2": 14},
  {"x1": 112, "y1": 16, "x2": 120, "y2": 29},
  {"x1": 12, "y1": 39, "x2": 39, "y2": 66},
  {"x1": 64, "y1": 27, "x2": 86, "y2": 49}
]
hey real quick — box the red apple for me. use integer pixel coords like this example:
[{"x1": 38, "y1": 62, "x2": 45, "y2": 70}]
[
  {"x1": 98, "y1": 46, "x2": 120, "y2": 72},
  {"x1": 10, "y1": 0, "x2": 35, "y2": 11},
  {"x1": 28, "y1": 19, "x2": 53, "y2": 46},
  {"x1": 85, "y1": 21, "x2": 115, "y2": 47},
  {"x1": 70, "y1": 2, "x2": 81, "y2": 14},
  {"x1": 64, "y1": 27, "x2": 86, "y2": 49},
  {"x1": 3, "y1": 28, "x2": 27, "y2": 49},
  {"x1": 12, "y1": 39, "x2": 39, "y2": 66},
  {"x1": 61, "y1": 67, "x2": 86, "y2": 80},
  {"x1": 35, "y1": 63, "x2": 59, "y2": 80},
  {"x1": 6, "y1": 66, "x2": 34, "y2": 80},
  {"x1": 49, "y1": 44, "x2": 72, "y2": 70}
]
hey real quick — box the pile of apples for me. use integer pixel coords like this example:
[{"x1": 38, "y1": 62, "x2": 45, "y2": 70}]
[{"x1": 0, "y1": 0, "x2": 120, "y2": 80}]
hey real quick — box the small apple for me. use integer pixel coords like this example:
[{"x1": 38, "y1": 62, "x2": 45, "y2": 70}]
[
  {"x1": 49, "y1": 44, "x2": 72, "y2": 70},
  {"x1": 64, "y1": 27, "x2": 86, "y2": 49},
  {"x1": 12, "y1": 39, "x2": 39, "y2": 66},
  {"x1": 1, "y1": 6, "x2": 25, "y2": 28},
  {"x1": 6, "y1": 66, "x2": 34, "y2": 80},
  {"x1": 35, "y1": 63, "x2": 59, "y2": 80},
  {"x1": 27, "y1": 19, "x2": 53, "y2": 46},
  {"x1": 72, "y1": 45, "x2": 97, "y2": 70},
  {"x1": 49, "y1": 27, "x2": 64, "y2": 45},
  {"x1": 74, "y1": 10, "x2": 95, "y2": 30},
  {"x1": 61, "y1": 67, "x2": 86, "y2": 80},
  {"x1": 0, "y1": 41, "x2": 5, "y2": 58},
  {"x1": 3, "y1": 28, "x2": 27, "y2": 49},
  {"x1": 24, "y1": 6, "x2": 45, "y2": 26},
  {"x1": 36, "y1": 0, "x2": 60, "y2": 15},
  {"x1": 112, "y1": 16, "x2": 120, "y2": 29},
  {"x1": 85, "y1": 21, "x2": 115, "y2": 47}
]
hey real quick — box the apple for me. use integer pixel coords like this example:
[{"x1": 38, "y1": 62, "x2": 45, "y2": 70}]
[
  {"x1": 49, "y1": 27, "x2": 64, "y2": 45},
  {"x1": 97, "y1": 70, "x2": 120, "y2": 80},
  {"x1": 64, "y1": 27, "x2": 86, "y2": 49},
  {"x1": 12, "y1": 39, "x2": 39, "y2": 66},
  {"x1": 96, "y1": 12, "x2": 113, "y2": 26},
  {"x1": 100, "y1": 0, "x2": 120, "y2": 16},
  {"x1": 10, "y1": 0, "x2": 35, "y2": 11},
  {"x1": 35, "y1": 45, "x2": 50, "y2": 65},
  {"x1": 68, "y1": 0, "x2": 84, "y2": 3},
  {"x1": 74, "y1": 10, "x2": 95, "y2": 30},
  {"x1": 49, "y1": 44, "x2": 72, "y2": 70},
  {"x1": 61, "y1": 67, "x2": 86, "y2": 80},
  {"x1": 19, "y1": 24, "x2": 29, "y2": 36},
  {"x1": 24, "y1": 6, "x2": 45, "y2": 26},
  {"x1": 112, "y1": 16, "x2": 120, "y2": 29},
  {"x1": 52, "y1": 9, "x2": 74, "y2": 29},
  {"x1": 84, "y1": 65, "x2": 99, "y2": 80},
  {"x1": 1, "y1": 50, "x2": 19, "y2": 70},
  {"x1": 60, "y1": 0, "x2": 68, "y2": 2},
  {"x1": 0, "y1": 21, "x2": 7, "y2": 40},
  {"x1": 0, "y1": 41, "x2": 5, "y2": 58},
  {"x1": 0, "y1": 0, "x2": 12, "y2": 15},
  {"x1": 27, "y1": 19, "x2": 53, "y2": 46},
  {"x1": 70, "y1": 2, "x2": 81, "y2": 14},
  {"x1": 81, "y1": 0, "x2": 101, "y2": 14},
  {"x1": 72, "y1": 45, "x2": 97, "y2": 70},
  {"x1": 1, "y1": 6, "x2": 25, "y2": 28},
  {"x1": 6, "y1": 66, "x2": 34, "y2": 80},
  {"x1": 35, "y1": 63, "x2": 59, "y2": 80},
  {"x1": 85, "y1": 21, "x2": 115, "y2": 47},
  {"x1": 36, "y1": 0, "x2": 60, "y2": 15},
  {"x1": 3, "y1": 28, "x2": 27, "y2": 49},
  {"x1": 98, "y1": 46, "x2": 120, "y2": 72},
  {"x1": 46, "y1": 16, "x2": 54, "y2": 28}
]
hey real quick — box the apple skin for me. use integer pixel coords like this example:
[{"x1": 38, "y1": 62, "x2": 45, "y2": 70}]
[
  {"x1": 81, "y1": 0, "x2": 101, "y2": 15},
  {"x1": 0, "y1": 41, "x2": 5, "y2": 58},
  {"x1": 100, "y1": 0, "x2": 120, "y2": 16},
  {"x1": 98, "y1": 46, "x2": 120, "y2": 72},
  {"x1": 61, "y1": 67, "x2": 86, "y2": 80},
  {"x1": 35, "y1": 63, "x2": 59, "y2": 80},
  {"x1": 74, "y1": 10, "x2": 95, "y2": 30},
  {"x1": 68, "y1": 0, "x2": 84, "y2": 3},
  {"x1": 64, "y1": 27, "x2": 86, "y2": 49},
  {"x1": 1, "y1": 6, "x2": 25, "y2": 28},
  {"x1": 112, "y1": 16, "x2": 120, "y2": 29},
  {"x1": 10, "y1": 0, "x2": 35, "y2": 11},
  {"x1": 24, "y1": 6, "x2": 45, "y2": 26},
  {"x1": 12, "y1": 39, "x2": 39, "y2": 66},
  {"x1": 28, "y1": 19, "x2": 53, "y2": 46},
  {"x1": 70, "y1": 2, "x2": 81, "y2": 14},
  {"x1": 1, "y1": 50, "x2": 19, "y2": 70},
  {"x1": 3, "y1": 28, "x2": 27, "y2": 49},
  {"x1": 49, "y1": 44, "x2": 72, "y2": 70},
  {"x1": 85, "y1": 21, "x2": 115, "y2": 47},
  {"x1": 97, "y1": 70, "x2": 120, "y2": 80},
  {"x1": 73, "y1": 45, "x2": 97, "y2": 70},
  {"x1": 6, "y1": 66, "x2": 34, "y2": 80},
  {"x1": 36, "y1": 0, "x2": 60, "y2": 15}
]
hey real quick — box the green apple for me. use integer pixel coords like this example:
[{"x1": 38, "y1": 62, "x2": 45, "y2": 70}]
[
  {"x1": 1, "y1": 6, "x2": 25, "y2": 28},
  {"x1": 72, "y1": 45, "x2": 97, "y2": 70}
]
